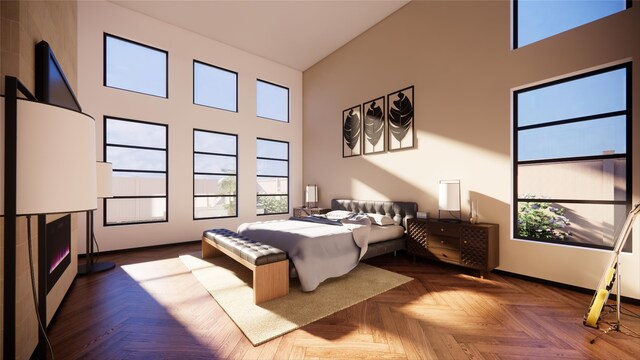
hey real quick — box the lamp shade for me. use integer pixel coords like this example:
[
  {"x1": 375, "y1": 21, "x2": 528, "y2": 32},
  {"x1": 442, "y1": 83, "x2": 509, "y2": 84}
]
[
  {"x1": 305, "y1": 184, "x2": 318, "y2": 203},
  {"x1": 96, "y1": 161, "x2": 113, "y2": 198},
  {"x1": 0, "y1": 97, "x2": 96, "y2": 215},
  {"x1": 438, "y1": 180, "x2": 460, "y2": 211}
]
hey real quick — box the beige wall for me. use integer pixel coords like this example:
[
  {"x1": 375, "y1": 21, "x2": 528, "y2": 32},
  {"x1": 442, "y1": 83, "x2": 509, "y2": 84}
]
[
  {"x1": 1, "y1": 1, "x2": 78, "y2": 358},
  {"x1": 303, "y1": 1, "x2": 640, "y2": 299},
  {"x1": 78, "y1": 1, "x2": 302, "y2": 252}
]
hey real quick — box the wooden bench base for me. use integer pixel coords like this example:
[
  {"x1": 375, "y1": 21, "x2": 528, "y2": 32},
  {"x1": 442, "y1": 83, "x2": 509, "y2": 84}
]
[{"x1": 202, "y1": 236, "x2": 289, "y2": 304}]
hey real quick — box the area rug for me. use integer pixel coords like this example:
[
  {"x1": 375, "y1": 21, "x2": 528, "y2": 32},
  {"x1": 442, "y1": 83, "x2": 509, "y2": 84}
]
[{"x1": 179, "y1": 253, "x2": 412, "y2": 346}]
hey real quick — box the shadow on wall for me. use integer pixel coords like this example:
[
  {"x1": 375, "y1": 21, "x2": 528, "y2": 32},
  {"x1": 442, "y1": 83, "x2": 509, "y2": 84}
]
[
  {"x1": 469, "y1": 191, "x2": 509, "y2": 226},
  {"x1": 319, "y1": 140, "x2": 435, "y2": 210},
  {"x1": 317, "y1": 153, "x2": 512, "y2": 225}
]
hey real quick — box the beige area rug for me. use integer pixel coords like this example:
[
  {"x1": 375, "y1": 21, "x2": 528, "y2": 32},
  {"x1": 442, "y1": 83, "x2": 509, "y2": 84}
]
[{"x1": 180, "y1": 253, "x2": 412, "y2": 346}]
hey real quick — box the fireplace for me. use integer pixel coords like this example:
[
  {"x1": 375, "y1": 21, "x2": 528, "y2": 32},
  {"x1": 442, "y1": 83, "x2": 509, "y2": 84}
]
[{"x1": 46, "y1": 214, "x2": 71, "y2": 293}]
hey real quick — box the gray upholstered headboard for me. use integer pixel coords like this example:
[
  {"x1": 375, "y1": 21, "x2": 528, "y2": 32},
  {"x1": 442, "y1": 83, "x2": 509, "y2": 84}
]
[{"x1": 331, "y1": 199, "x2": 418, "y2": 229}]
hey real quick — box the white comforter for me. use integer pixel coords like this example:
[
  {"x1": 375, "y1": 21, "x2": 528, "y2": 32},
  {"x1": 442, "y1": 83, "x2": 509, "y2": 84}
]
[{"x1": 237, "y1": 215, "x2": 371, "y2": 292}]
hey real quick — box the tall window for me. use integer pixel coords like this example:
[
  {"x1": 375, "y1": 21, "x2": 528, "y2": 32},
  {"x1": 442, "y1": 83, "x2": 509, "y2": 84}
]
[
  {"x1": 513, "y1": 63, "x2": 631, "y2": 250},
  {"x1": 256, "y1": 138, "x2": 289, "y2": 215},
  {"x1": 105, "y1": 117, "x2": 168, "y2": 225},
  {"x1": 104, "y1": 33, "x2": 168, "y2": 97},
  {"x1": 256, "y1": 79, "x2": 289, "y2": 122},
  {"x1": 193, "y1": 60, "x2": 238, "y2": 112},
  {"x1": 514, "y1": 0, "x2": 629, "y2": 48},
  {"x1": 193, "y1": 130, "x2": 238, "y2": 219}
]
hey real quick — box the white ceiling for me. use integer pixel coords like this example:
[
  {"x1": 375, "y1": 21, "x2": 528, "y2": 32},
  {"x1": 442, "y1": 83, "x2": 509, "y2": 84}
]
[{"x1": 110, "y1": 0, "x2": 410, "y2": 71}]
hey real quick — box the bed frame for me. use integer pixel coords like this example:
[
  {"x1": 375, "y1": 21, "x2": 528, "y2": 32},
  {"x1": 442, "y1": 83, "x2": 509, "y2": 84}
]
[{"x1": 330, "y1": 199, "x2": 418, "y2": 260}]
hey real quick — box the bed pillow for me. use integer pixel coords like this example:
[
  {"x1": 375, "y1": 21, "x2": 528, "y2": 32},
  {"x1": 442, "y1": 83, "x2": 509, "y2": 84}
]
[
  {"x1": 325, "y1": 210, "x2": 356, "y2": 220},
  {"x1": 365, "y1": 213, "x2": 395, "y2": 226}
]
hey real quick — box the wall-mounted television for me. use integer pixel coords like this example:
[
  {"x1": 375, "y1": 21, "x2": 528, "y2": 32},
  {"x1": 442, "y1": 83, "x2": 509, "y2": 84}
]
[{"x1": 35, "y1": 40, "x2": 82, "y2": 112}]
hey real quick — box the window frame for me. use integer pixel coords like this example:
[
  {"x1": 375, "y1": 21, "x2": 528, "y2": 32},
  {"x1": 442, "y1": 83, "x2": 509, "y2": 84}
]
[
  {"x1": 256, "y1": 79, "x2": 290, "y2": 123},
  {"x1": 512, "y1": 62, "x2": 632, "y2": 250},
  {"x1": 256, "y1": 137, "x2": 290, "y2": 216},
  {"x1": 193, "y1": 59, "x2": 238, "y2": 113},
  {"x1": 512, "y1": 0, "x2": 632, "y2": 49},
  {"x1": 103, "y1": 33, "x2": 169, "y2": 98},
  {"x1": 103, "y1": 116, "x2": 169, "y2": 226},
  {"x1": 193, "y1": 129, "x2": 239, "y2": 220}
]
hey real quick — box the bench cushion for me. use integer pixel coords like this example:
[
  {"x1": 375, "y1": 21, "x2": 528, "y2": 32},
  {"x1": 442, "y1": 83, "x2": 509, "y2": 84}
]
[{"x1": 203, "y1": 228, "x2": 287, "y2": 266}]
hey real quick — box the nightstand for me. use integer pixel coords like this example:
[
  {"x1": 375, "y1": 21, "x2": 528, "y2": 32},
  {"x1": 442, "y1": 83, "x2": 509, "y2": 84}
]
[
  {"x1": 407, "y1": 218, "x2": 499, "y2": 276},
  {"x1": 293, "y1": 207, "x2": 331, "y2": 217}
]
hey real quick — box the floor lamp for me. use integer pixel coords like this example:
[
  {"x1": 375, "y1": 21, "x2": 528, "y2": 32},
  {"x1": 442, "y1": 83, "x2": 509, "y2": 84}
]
[
  {"x1": 78, "y1": 161, "x2": 115, "y2": 274},
  {"x1": 2, "y1": 76, "x2": 97, "y2": 359}
]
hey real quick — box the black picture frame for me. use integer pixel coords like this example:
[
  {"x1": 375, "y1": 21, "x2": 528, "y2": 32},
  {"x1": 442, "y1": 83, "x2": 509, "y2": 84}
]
[
  {"x1": 387, "y1": 86, "x2": 414, "y2": 151},
  {"x1": 362, "y1": 96, "x2": 386, "y2": 154},
  {"x1": 342, "y1": 105, "x2": 362, "y2": 157}
]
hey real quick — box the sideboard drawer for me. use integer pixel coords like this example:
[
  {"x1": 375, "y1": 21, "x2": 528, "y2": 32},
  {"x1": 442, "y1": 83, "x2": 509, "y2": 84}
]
[
  {"x1": 426, "y1": 222, "x2": 460, "y2": 237},
  {"x1": 428, "y1": 247, "x2": 461, "y2": 264},
  {"x1": 427, "y1": 235, "x2": 460, "y2": 251}
]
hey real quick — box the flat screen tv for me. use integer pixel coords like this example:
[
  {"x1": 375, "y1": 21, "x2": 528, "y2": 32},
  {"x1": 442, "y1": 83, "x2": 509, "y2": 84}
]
[{"x1": 35, "y1": 40, "x2": 82, "y2": 112}]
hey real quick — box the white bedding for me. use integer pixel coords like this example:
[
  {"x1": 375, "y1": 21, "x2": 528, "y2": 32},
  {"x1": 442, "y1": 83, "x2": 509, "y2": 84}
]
[
  {"x1": 368, "y1": 224, "x2": 405, "y2": 244},
  {"x1": 237, "y1": 216, "x2": 371, "y2": 292}
]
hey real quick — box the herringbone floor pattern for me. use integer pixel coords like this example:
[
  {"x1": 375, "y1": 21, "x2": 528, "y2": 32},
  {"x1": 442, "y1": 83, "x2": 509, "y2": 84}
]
[{"x1": 47, "y1": 242, "x2": 640, "y2": 359}]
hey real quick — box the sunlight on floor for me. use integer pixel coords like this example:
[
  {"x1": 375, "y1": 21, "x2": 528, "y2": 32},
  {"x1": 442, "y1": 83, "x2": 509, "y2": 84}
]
[{"x1": 119, "y1": 256, "x2": 219, "y2": 345}]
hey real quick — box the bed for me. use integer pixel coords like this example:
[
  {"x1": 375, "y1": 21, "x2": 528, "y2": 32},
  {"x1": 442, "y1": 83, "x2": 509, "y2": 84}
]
[{"x1": 237, "y1": 199, "x2": 417, "y2": 291}]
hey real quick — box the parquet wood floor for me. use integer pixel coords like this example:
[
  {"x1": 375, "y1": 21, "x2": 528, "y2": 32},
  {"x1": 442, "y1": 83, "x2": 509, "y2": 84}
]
[{"x1": 46, "y1": 242, "x2": 640, "y2": 359}]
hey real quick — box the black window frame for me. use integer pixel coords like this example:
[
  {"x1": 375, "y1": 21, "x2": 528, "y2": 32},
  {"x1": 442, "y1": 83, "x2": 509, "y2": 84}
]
[
  {"x1": 256, "y1": 137, "x2": 289, "y2": 216},
  {"x1": 193, "y1": 59, "x2": 238, "y2": 113},
  {"x1": 513, "y1": 62, "x2": 632, "y2": 251},
  {"x1": 256, "y1": 79, "x2": 290, "y2": 123},
  {"x1": 104, "y1": 116, "x2": 169, "y2": 226},
  {"x1": 103, "y1": 33, "x2": 169, "y2": 98},
  {"x1": 512, "y1": 0, "x2": 632, "y2": 50},
  {"x1": 193, "y1": 129, "x2": 239, "y2": 220}
]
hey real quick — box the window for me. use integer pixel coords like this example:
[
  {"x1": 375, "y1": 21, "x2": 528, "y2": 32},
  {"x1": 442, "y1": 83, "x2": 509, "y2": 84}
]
[
  {"x1": 193, "y1": 60, "x2": 238, "y2": 112},
  {"x1": 256, "y1": 138, "x2": 289, "y2": 215},
  {"x1": 104, "y1": 33, "x2": 168, "y2": 97},
  {"x1": 514, "y1": 0, "x2": 629, "y2": 48},
  {"x1": 193, "y1": 130, "x2": 238, "y2": 219},
  {"x1": 256, "y1": 79, "x2": 289, "y2": 122},
  {"x1": 105, "y1": 117, "x2": 168, "y2": 225},
  {"x1": 513, "y1": 63, "x2": 631, "y2": 251}
]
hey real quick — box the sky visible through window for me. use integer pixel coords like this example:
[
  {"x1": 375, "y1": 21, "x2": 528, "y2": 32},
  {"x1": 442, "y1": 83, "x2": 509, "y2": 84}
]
[
  {"x1": 257, "y1": 80, "x2": 289, "y2": 122},
  {"x1": 194, "y1": 130, "x2": 236, "y2": 155},
  {"x1": 105, "y1": 117, "x2": 168, "y2": 224},
  {"x1": 193, "y1": 130, "x2": 238, "y2": 219},
  {"x1": 517, "y1": 68, "x2": 626, "y2": 161},
  {"x1": 194, "y1": 61, "x2": 237, "y2": 111},
  {"x1": 257, "y1": 139, "x2": 288, "y2": 176},
  {"x1": 515, "y1": 64, "x2": 629, "y2": 249},
  {"x1": 105, "y1": 35, "x2": 167, "y2": 97},
  {"x1": 516, "y1": 0, "x2": 627, "y2": 48}
]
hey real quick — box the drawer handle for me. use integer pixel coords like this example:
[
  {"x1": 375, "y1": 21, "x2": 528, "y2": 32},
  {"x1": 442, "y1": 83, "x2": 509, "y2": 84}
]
[
  {"x1": 440, "y1": 240, "x2": 444, "y2": 244},
  {"x1": 442, "y1": 253, "x2": 448, "y2": 258},
  {"x1": 440, "y1": 228, "x2": 445, "y2": 232},
  {"x1": 464, "y1": 240, "x2": 467, "y2": 244}
]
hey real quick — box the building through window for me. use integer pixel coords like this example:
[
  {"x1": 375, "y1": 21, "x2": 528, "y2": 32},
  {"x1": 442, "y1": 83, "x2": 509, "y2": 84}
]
[
  {"x1": 513, "y1": 63, "x2": 631, "y2": 250},
  {"x1": 104, "y1": 116, "x2": 168, "y2": 225},
  {"x1": 256, "y1": 138, "x2": 289, "y2": 215},
  {"x1": 193, "y1": 129, "x2": 238, "y2": 219}
]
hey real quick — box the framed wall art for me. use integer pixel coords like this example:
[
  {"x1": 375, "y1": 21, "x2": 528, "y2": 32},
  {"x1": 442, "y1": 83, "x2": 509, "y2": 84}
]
[
  {"x1": 342, "y1": 105, "x2": 362, "y2": 157},
  {"x1": 387, "y1": 86, "x2": 414, "y2": 151},
  {"x1": 362, "y1": 96, "x2": 385, "y2": 154}
]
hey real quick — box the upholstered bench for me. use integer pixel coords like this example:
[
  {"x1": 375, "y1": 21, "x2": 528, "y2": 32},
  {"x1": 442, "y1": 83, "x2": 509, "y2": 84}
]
[{"x1": 202, "y1": 228, "x2": 289, "y2": 304}]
